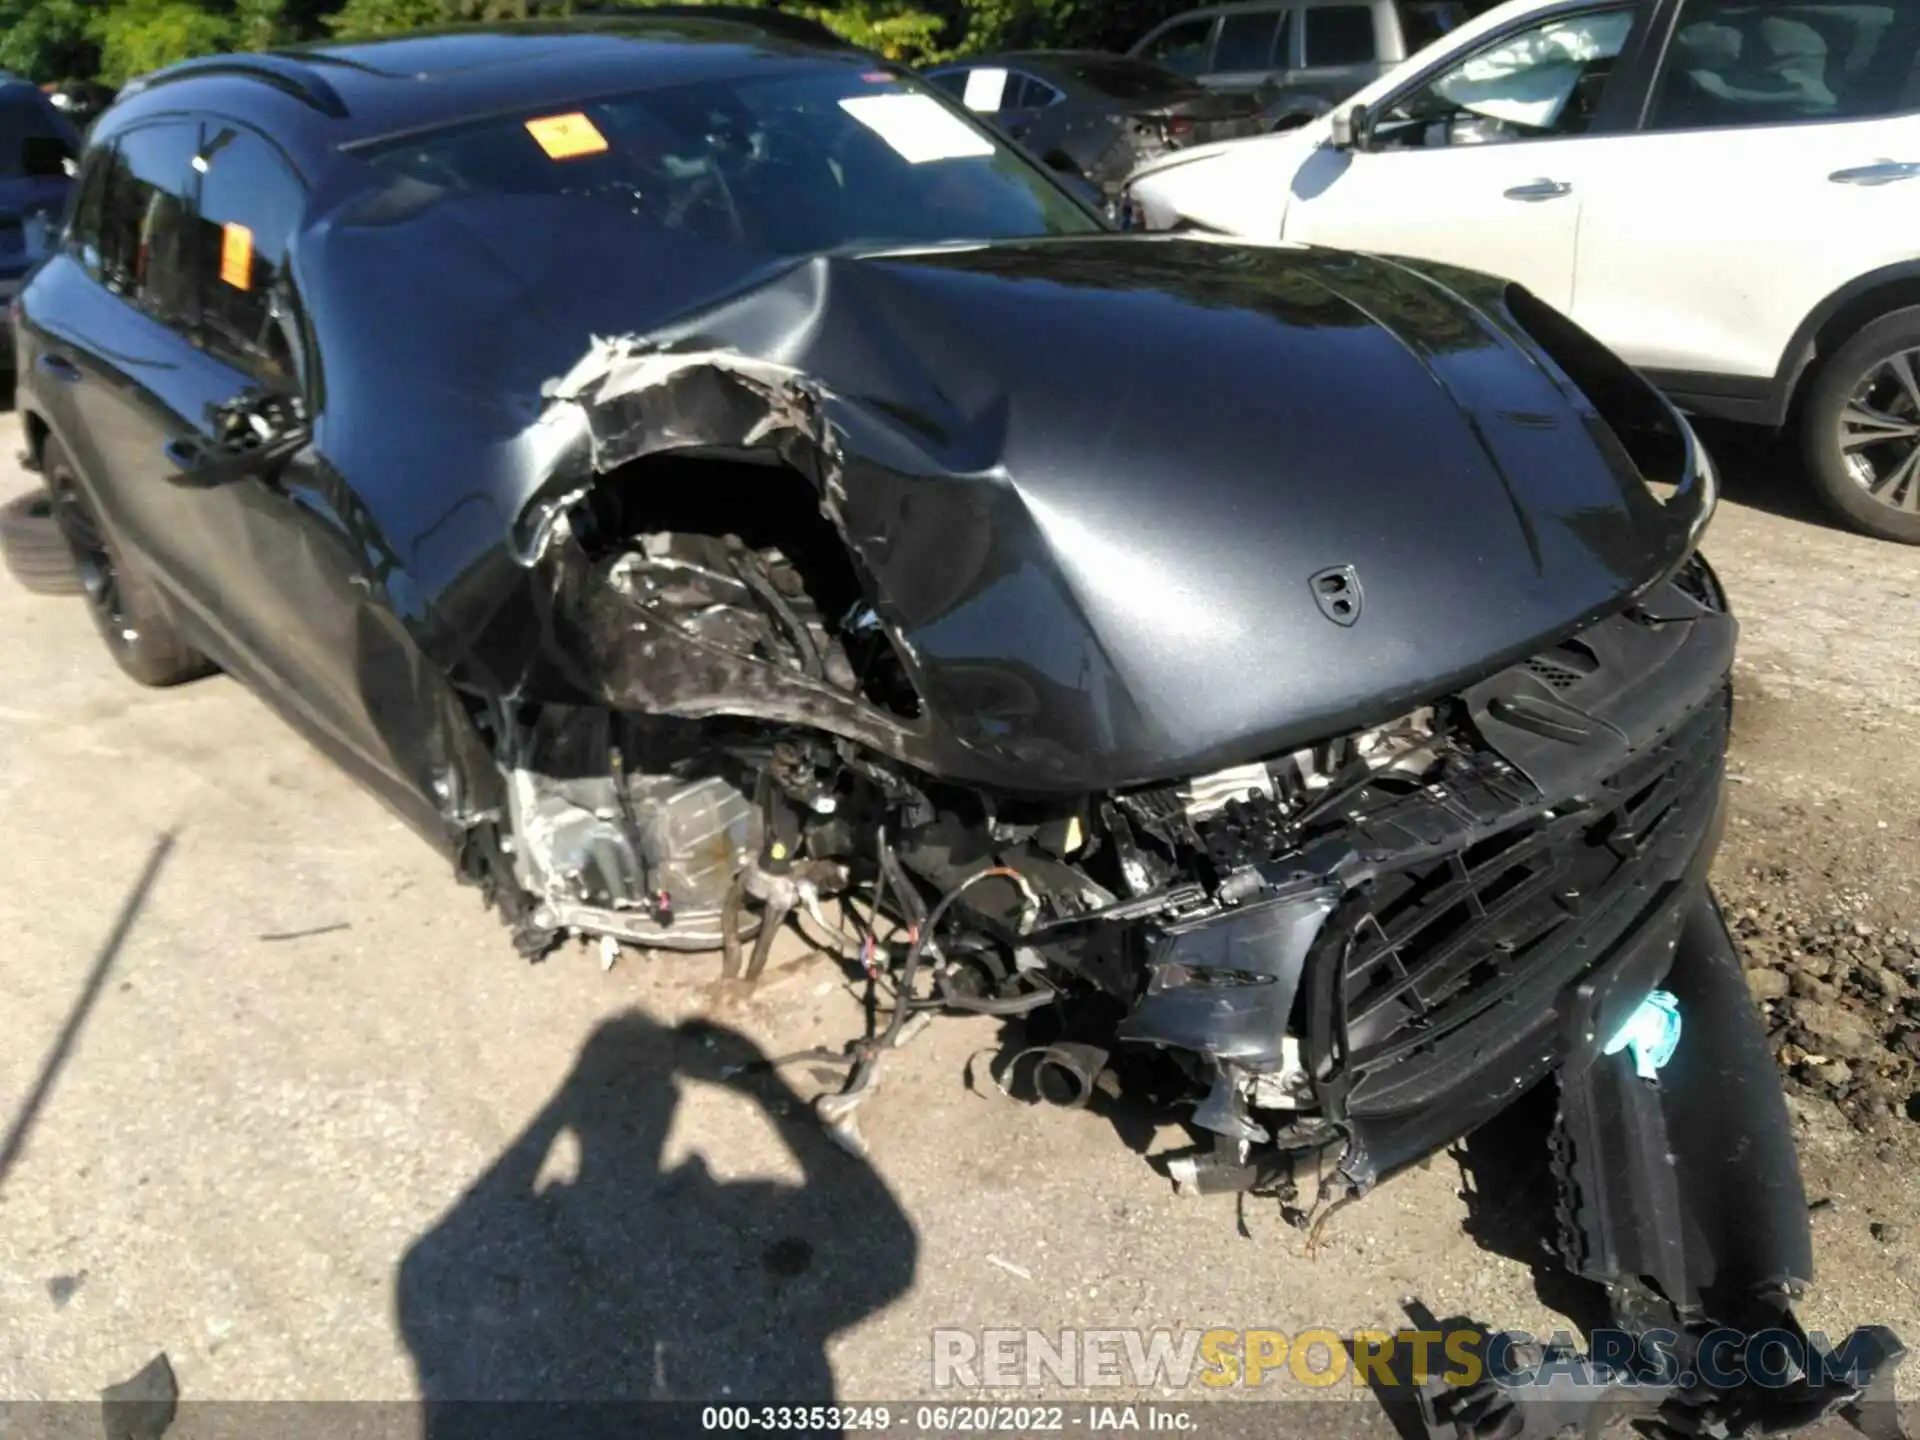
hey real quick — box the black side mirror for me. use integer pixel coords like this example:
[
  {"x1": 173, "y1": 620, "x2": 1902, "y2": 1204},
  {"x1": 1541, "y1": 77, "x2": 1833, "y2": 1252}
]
[
  {"x1": 1329, "y1": 101, "x2": 1372, "y2": 152},
  {"x1": 167, "y1": 389, "x2": 310, "y2": 488}
]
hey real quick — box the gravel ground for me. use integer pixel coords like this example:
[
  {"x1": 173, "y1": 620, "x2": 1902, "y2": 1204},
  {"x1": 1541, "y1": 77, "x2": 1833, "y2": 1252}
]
[{"x1": 0, "y1": 410, "x2": 1917, "y2": 1421}]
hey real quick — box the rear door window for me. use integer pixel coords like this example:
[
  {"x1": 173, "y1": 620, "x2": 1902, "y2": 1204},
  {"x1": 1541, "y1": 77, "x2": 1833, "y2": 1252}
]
[
  {"x1": 1007, "y1": 73, "x2": 1065, "y2": 108},
  {"x1": 1305, "y1": 5, "x2": 1381, "y2": 64},
  {"x1": 1215, "y1": 10, "x2": 1288, "y2": 70},
  {"x1": 97, "y1": 121, "x2": 198, "y2": 331},
  {"x1": 1648, "y1": 0, "x2": 1920, "y2": 128},
  {"x1": 190, "y1": 124, "x2": 308, "y2": 383},
  {"x1": 1141, "y1": 16, "x2": 1219, "y2": 74}
]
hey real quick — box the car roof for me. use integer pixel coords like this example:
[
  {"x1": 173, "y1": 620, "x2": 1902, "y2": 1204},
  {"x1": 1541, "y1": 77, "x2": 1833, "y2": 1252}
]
[{"x1": 103, "y1": 13, "x2": 873, "y2": 161}]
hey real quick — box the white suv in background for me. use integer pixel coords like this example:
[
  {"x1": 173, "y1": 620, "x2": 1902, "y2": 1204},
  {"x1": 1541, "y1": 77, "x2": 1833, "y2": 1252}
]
[{"x1": 1124, "y1": 0, "x2": 1920, "y2": 543}]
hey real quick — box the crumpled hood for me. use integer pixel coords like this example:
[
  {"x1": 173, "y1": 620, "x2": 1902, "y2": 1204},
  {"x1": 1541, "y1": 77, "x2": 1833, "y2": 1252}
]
[
  {"x1": 299, "y1": 195, "x2": 1699, "y2": 791},
  {"x1": 554, "y1": 234, "x2": 1695, "y2": 787}
]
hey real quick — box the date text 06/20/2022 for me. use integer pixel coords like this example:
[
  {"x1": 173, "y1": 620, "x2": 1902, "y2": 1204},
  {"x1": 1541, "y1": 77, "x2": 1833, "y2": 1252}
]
[{"x1": 699, "y1": 1405, "x2": 1196, "y2": 1433}]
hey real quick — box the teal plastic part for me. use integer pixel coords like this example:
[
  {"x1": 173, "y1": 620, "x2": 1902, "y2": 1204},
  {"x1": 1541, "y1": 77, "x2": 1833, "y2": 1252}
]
[{"x1": 1603, "y1": 989, "x2": 1683, "y2": 1080}]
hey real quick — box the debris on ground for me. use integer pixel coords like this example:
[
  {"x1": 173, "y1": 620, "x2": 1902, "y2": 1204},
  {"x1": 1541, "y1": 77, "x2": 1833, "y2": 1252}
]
[{"x1": 1721, "y1": 881, "x2": 1920, "y2": 1129}]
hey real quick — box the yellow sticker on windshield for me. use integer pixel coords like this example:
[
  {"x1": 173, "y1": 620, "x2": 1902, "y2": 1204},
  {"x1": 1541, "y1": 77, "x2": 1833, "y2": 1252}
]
[
  {"x1": 219, "y1": 222, "x2": 253, "y2": 290},
  {"x1": 525, "y1": 112, "x2": 609, "y2": 160}
]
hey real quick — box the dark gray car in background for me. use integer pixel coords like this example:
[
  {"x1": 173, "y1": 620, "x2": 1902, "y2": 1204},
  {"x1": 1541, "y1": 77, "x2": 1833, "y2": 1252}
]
[
  {"x1": 0, "y1": 74, "x2": 79, "y2": 375},
  {"x1": 925, "y1": 50, "x2": 1263, "y2": 193},
  {"x1": 1129, "y1": 0, "x2": 1467, "y2": 128}
]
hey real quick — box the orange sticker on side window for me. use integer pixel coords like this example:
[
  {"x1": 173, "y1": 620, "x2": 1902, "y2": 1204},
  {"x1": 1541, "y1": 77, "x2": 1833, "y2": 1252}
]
[
  {"x1": 219, "y1": 222, "x2": 253, "y2": 290},
  {"x1": 524, "y1": 112, "x2": 609, "y2": 160}
]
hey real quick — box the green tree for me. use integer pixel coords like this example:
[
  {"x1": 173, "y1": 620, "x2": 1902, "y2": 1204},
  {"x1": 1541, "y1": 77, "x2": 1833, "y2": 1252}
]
[
  {"x1": 791, "y1": 0, "x2": 949, "y2": 60},
  {"x1": 5, "y1": 0, "x2": 1233, "y2": 87},
  {"x1": 0, "y1": 0, "x2": 97, "y2": 82},
  {"x1": 235, "y1": 0, "x2": 294, "y2": 48},
  {"x1": 91, "y1": 0, "x2": 238, "y2": 82},
  {"x1": 324, "y1": 0, "x2": 457, "y2": 36}
]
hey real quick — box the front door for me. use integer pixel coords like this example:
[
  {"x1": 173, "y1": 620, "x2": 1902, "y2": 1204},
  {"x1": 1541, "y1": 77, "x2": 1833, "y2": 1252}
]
[
  {"x1": 1282, "y1": 3, "x2": 1648, "y2": 311},
  {"x1": 176, "y1": 119, "x2": 433, "y2": 815}
]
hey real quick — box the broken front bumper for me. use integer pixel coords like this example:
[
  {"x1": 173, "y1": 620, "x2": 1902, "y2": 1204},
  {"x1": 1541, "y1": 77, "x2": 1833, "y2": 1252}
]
[
  {"x1": 1149, "y1": 572, "x2": 1739, "y2": 1192},
  {"x1": 1421, "y1": 895, "x2": 1909, "y2": 1440}
]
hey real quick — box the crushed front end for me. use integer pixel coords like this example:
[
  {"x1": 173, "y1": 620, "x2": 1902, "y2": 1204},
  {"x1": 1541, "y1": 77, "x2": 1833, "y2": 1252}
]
[
  {"x1": 387, "y1": 235, "x2": 1904, "y2": 1436},
  {"x1": 1020, "y1": 554, "x2": 1736, "y2": 1202}
]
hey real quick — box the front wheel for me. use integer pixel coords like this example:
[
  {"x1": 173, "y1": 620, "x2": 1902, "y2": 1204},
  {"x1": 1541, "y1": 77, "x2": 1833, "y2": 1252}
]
[
  {"x1": 42, "y1": 436, "x2": 216, "y2": 686},
  {"x1": 1799, "y1": 305, "x2": 1920, "y2": 544},
  {"x1": 0, "y1": 490, "x2": 84, "y2": 595}
]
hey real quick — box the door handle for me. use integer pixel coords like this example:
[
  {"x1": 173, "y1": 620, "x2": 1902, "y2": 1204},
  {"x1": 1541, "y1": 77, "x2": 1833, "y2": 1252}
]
[
  {"x1": 1830, "y1": 161, "x2": 1920, "y2": 186},
  {"x1": 36, "y1": 353, "x2": 80, "y2": 383},
  {"x1": 1504, "y1": 178, "x2": 1573, "y2": 202}
]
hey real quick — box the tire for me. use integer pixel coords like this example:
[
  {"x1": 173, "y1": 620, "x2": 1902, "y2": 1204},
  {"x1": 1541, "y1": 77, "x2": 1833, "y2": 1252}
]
[
  {"x1": 41, "y1": 436, "x2": 216, "y2": 686},
  {"x1": 1799, "y1": 304, "x2": 1920, "y2": 544},
  {"x1": 0, "y1": 489, "x2": 84, "y2": 595}
]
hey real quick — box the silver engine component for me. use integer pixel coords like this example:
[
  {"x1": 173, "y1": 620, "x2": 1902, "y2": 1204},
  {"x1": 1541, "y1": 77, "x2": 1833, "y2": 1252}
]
[
  {"x1": 504, "y1": 711, "x2": 758, "y2": 948},
  {"x1": 631, "y1": 774, "x2": 758, "y2": 912},
  {"x1": 1180, "y1": 705, "x2": 1441, "y2": 822}
]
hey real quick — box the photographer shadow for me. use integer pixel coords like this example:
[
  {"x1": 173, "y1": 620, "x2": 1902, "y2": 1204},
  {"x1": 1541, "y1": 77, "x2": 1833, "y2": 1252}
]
[{"x1": 397, "y1": 1010, "x2": 918, "y2": 1438}]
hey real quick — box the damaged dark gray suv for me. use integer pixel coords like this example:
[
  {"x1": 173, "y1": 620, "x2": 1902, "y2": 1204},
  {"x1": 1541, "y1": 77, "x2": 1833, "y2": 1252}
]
[{"x1": 7, "y1": 14, "x2": 1904, "y2": 1437}]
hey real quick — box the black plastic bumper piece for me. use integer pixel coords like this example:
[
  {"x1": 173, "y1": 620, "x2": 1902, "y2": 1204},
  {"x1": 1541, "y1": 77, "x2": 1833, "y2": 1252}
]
[{"x1": 1419, "y1": 894, "x2": 1909, "y2": 1440}]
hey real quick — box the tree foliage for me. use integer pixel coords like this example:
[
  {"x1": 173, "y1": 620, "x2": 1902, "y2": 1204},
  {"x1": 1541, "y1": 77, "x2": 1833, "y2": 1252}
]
[
  {"x1": 15, "y1": 0, "x2": 1498, "y2": 85},
  {"x1": 0, "y1": 0, "x2": 99, "y2": 81}
]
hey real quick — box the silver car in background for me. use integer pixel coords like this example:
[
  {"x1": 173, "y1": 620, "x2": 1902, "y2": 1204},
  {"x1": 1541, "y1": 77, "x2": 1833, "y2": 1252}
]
[{"x1": 1129, "y1": 0, "x2": 1468, "y2": 128}]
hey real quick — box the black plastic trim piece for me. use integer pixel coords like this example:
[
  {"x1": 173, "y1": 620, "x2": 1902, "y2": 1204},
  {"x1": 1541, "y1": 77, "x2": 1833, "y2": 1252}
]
[{"x1": 1642, "y1": 369, "x2": 1776, "y2": 425}]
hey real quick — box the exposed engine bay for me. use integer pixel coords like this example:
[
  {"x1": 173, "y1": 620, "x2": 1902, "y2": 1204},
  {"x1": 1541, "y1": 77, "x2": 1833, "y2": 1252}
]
[{"x1": 490, "y1": 434, "x2": 1740, "y2": 1201}]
